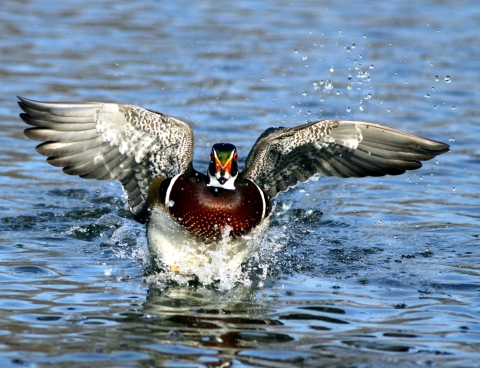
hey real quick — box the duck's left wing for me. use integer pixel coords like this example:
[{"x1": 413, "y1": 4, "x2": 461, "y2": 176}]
[
  {"x1": 242, "y1": 120, "x2": 449, "y2": 198},
  {"x1": 18, "y1": 96, "x2": 194, "y2": 215}
]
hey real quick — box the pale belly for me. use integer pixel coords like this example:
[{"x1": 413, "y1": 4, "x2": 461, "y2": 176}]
[{"x1": 146, "y1": 205, "x2": 272, "y2": 277}]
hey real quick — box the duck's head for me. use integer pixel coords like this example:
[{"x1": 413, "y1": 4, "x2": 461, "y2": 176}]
[{"x1": 207, "y1": 143, "x2": 238, "y2": 190}]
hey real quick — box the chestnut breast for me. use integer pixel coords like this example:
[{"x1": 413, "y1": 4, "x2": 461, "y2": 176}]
[{"x1": 161, "y1": 173, "x2": 270, "y2": 242}]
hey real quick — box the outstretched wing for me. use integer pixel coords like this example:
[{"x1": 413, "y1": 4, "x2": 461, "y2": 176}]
[
  {"x1": 243, "y1": 120, "x2": 449, "y2": 198},
  {"x1": 18, "y1": 96, "x2": 194, "y2": 215}
]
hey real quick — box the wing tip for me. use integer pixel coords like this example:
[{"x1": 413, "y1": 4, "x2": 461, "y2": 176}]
[
  {"x1": 17, "y1": 96, "x2": 41, "y2": 106},
  {"x1": 24, "y1": 127, "x2": 42, "y2": 141},
  {"x1": 433, "y1": 142, "x2": 450, "y2": 154}
]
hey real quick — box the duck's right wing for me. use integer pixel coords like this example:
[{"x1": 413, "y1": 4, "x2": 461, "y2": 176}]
[
  {"x1": 18, "y1": 96, "x2": 194, "y2": 215},
  {"x1": 242, "y1": 120, "x2": 449, "y2": 198}
]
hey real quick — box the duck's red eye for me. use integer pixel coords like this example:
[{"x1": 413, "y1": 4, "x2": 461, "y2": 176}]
[
  {"x1": 233, "y1": 151, "x2": 238, "y2": 161},
  {"x1": 210, "y1": 150, "x2": 215, "y2": 161}
]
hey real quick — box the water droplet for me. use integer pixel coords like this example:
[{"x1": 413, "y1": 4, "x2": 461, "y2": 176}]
[
  {"x1": 424, "y1": 94, "x2": 431, "y2": 99},
  {"x1": 294, "y1": 49, "x2": 298, "y2": 53},
  {"x1": 359, "y1": 106, "x2": 364, "y2": 111},
  {"x1": 364, "y1": 93, "x2": 372, "y2": 100},
  {"x1": 378, "y1": 220, "x2": 384, "y2": 226},
  {"x1": 452, "y1": 106, "x2": 456, "y2": 110},
  {"x1": 324, "y1": 80, "x2": 333, "y2": 90},
  {"x1": 367, "y1": 151, "x2": 371, "y2": 155},
  {"x1": 448, "y1": 137, "x2": 455, "y2": 142},
  {"x1": 167, "y1": 200, "x2": 175, "y2": 207},
  {"x1": 143, "y1": 313, "x2": 158, "y2": 321},
  {"x1": 347, "y1": 74, "x2": 353, "y2": 80},
  {"x1": 346, "y1": 46, "x2": 351, "y2": 52},
  {"x1": 329, "y1": 66, "x2": 334, "y2": 72},
  {"x1": 369, "y1": 64, "x2": 374, "y2": 69},
  {"x1": 431, "y1": 87, "x2": 435, "y2": 91},
  {"x1": 346, "y1": 107, "x2": 351, "y2": 112},
  {"x1": 336, "y1": 91, "x2": 340, "y2": 95},
  {"x1": 167, "y1": 330, "x2": 183, "y2": 341},
  {"x1": 214, "y1": 224, "x2": 218, "y2": 229},
  {"x1": 452, "y1": 187, "x2": 456, "y2": 192},
  {"x1": 357, "y1": 71, "x2": 369, "y2": 78},
  {"x1": 351, "y1": 43, "x2": 356, "y2": 49},
  {"x1": 419, "y1": 176, "x2": 424, "y2": 180},
  {"x1": 435, "y1": 75, "x2": 439, "y2": 81},
  {"x1": 444, "y1": 75, "x2": 451, "y2": 83},
  {"x1": 302, "y1": 89, "x2": 307, "y2": 96}
]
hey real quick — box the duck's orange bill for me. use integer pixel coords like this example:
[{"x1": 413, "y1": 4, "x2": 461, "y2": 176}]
[{"x1": 215, "y1": 155, "x2": 232, "y2": 174}]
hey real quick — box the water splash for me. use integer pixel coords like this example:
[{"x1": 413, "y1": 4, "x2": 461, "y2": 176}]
[
  {"x1": 143, "y1": 212, "x2": 277, "y2": 291},
  {"x1": 99, "y1": 214, "x2": 150, "y2": 264}
]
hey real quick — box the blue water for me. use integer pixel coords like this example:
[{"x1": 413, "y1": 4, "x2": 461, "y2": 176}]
[{"x1": 0, "y1": 0, "x2": 479, "y2": 366}]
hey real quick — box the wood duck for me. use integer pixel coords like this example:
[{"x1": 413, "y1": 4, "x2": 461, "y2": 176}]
[{"x1": 18, "y1": 96, "x2": 449, "y2": 274}]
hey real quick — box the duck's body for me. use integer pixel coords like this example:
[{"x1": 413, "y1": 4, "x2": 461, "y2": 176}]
[
  {"x1": 18, "y1": 96, "x2": 449, "y2": 274},
  {"x1": 158, "y1": 167, "x2": 270, "y2": 242},
  {"x1": 146, "y1": 193, "x2": 271, "y2": 275},
  {"x1": 146, "y1": 166, "x2": 272, "y2": 272}
]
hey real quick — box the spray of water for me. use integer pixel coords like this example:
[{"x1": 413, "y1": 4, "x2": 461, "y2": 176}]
[{"x1": 102, "y1": 210, "x2": 291, "y2": 291}]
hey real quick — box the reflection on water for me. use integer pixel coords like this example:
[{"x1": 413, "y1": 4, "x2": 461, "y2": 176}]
[
  {"x1": 2, "y1": 277, "x2": 476, "y2": 366},
  {"x1": 0, "y1": 0, "x2": 479, "y2": 366}
]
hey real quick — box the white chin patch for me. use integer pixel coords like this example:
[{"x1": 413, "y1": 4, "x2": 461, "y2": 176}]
[{"x1": 207, "y1": 173, "x2": 237, "y2": 190}]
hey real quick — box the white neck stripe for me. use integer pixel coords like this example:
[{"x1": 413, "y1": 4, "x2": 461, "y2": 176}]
[
  {"x1": 164, "y1": 173, "x2": 182, "y2": 206},
  {"x1": 248, "y1": 179, "x2": 266, "y2": 221}
]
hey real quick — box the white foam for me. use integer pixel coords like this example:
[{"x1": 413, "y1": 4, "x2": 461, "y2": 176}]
[
  {"x1": 146, "y1": 206, "x2": 274, "y2": 290},
  {"x1": 102, "y1": 207, "x2": 288, "y2": 291}
]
